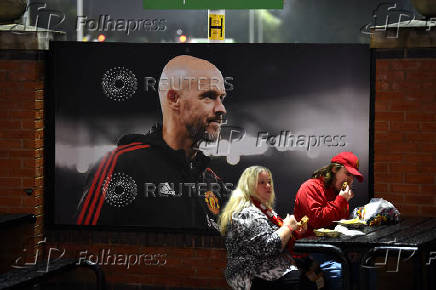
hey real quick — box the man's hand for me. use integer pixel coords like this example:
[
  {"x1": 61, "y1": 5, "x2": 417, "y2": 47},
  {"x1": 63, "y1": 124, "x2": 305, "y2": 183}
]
[{"x1": 339, "y1": 184, "x2": 354, "y2": 202}]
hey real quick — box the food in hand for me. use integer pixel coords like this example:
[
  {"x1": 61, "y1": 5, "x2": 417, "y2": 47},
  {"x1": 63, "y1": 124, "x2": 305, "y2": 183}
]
[
  {"x1": 341, "y1": 181, "x2": 348, "y2": 191},
  {"x1": 297, "y1": 215, "x2": 309, "y2": 227}
]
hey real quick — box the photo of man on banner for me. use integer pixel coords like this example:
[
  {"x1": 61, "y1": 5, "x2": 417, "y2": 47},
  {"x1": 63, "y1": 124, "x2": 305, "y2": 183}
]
[{"x1": 75, "y1": 55, "x2": 231, "y2": 230}]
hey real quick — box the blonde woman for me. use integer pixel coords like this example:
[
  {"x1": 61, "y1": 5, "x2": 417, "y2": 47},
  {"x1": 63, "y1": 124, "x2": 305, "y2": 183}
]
[{"x1": 219, "y1": 166, "x2": 307, "y2": 290}]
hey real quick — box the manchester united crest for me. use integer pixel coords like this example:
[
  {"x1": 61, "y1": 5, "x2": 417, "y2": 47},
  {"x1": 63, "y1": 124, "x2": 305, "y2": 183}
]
[{"x1": 204, "y1": 191, "x2": 220, "y2": 215}]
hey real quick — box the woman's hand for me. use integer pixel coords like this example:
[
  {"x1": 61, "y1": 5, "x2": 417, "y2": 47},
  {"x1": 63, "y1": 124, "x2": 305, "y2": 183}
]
[
  {"x1": 283, "y1": 214, "x2": 299, "y2": 232},
  {"x1": 295, "y1": 218, "x2": 308, "y2": 235},
  {"x1": 277, "y1": 214, "x2": 296, "y2": 249}
]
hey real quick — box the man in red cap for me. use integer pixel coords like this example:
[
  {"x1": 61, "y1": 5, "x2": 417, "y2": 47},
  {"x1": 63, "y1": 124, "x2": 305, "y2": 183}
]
[
  {"x1": 293, "y1": 151, "x2": 364, "y2": 290},
  {"x1": 294, "y1": 151, "x2": 364, "y2": 237}
]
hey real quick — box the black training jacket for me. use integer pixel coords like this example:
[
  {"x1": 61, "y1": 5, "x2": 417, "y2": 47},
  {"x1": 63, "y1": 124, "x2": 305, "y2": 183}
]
[{"x1": 76, "y1": 127, "x2": 230, "y2": 231}]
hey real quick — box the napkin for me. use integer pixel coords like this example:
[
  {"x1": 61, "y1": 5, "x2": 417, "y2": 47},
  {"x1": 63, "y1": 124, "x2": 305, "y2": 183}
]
[{"x1": 334, "y1": 225, "x2": 365, "y2": 237}]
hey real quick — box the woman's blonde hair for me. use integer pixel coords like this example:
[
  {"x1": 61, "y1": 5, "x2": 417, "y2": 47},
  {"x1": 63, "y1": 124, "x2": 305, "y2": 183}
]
[{"x1": 218, "y1": 166, "x2": 275, "y2": 236}]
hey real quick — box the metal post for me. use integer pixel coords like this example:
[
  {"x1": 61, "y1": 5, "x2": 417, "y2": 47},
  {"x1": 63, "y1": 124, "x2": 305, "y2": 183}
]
[
  {"x1": 249, "y1": 10, "x2": 254, "y2": 43},
  {"x1": 77, "y1": 0, "x2": 83, "y2": 41},
  {"x1": 257, "y1": 10, "x2": 263, "y2": 43},
  {"x1": 23, "y1": 0, "x2": 30, "y2": 28}
]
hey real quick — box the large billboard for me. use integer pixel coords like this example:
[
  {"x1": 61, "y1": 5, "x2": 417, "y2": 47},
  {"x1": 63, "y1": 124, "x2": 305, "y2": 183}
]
[{"x1": 47, "y1": 42, "x2": 371, "y2": 232}]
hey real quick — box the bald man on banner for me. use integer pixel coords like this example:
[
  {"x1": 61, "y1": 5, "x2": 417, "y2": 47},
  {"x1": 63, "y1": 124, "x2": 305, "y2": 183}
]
[{"x1": 76, "y1": 55, "x2": 231, "y2": 230}]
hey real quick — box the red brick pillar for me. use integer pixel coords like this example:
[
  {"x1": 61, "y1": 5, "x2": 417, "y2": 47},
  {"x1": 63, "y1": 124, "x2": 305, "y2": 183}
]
[
  {"x1": 374, "y1": 59, "x2": 436, "y2": 216},
  {"x1": 0, "y1": 58, "x2": 45, "y2": 256}
]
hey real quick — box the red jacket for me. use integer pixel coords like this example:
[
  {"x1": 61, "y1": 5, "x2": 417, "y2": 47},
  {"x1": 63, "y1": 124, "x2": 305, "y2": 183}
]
[{"x1": 294, "y1": 178, "x2": 349, "y2": 237}]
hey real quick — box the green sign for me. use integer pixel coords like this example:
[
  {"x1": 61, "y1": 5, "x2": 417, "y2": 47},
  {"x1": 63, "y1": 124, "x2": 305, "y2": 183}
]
[{"x1": 143, "y1": 0, "x2": 283, "y2": 9}]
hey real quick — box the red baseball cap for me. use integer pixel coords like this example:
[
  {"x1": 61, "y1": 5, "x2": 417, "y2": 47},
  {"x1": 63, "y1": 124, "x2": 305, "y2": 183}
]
[{"x1": 331, "y1": 152, "x2": 364, "y2": 182}]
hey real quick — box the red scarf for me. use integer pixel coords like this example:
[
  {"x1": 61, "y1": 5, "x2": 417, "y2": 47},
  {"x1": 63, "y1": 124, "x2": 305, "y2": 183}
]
[{"x1": 250, "y1": 197, "x2": 296, "y2": 254}]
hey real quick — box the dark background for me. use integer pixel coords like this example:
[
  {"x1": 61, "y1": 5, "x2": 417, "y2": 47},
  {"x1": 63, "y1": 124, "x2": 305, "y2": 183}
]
[
  {"x1": 31, "y1": 0, "x2": 420, "y2": 43},
  {"x1": 50, "y1": 42, "x2": 371, "y2": 227}
]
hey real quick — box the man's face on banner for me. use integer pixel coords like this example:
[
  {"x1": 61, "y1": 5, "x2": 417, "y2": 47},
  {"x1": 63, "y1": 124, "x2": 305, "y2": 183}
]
[{"x1": 180, "y1": 69, "x2": 227, "y2": 143}]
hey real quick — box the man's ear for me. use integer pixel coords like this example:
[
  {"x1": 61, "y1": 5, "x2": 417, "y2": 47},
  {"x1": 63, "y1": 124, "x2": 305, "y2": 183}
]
[
  {"x1": 331, "y1": 166, "x2": 337, "y2": 174},
  {"x1": 166, "y1": 89, "x2": 180, "y2": 111}
]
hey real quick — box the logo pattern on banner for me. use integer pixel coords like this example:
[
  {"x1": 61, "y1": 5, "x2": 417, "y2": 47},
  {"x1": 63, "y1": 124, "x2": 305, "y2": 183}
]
[
  {"x1": 101, "y1": 66, "x2": 138, "y2": 102},
  {"x1": 204, "y1": 191, "x2": 220, "y2": 214},
  {"x1": 159, "y1": 182, "x2": 176, "y2": 196},
  {"x1": 104, "y1": 172, "x2": 138, "y2": 207}
]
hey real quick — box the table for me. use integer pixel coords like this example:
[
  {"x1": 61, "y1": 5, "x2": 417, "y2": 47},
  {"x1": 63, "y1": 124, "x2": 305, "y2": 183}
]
[
  {"x1": 0, "y1": 214, "x2": 35, "y2": 228},
  {"x1": 294, "y1": 217, "x2": 436, "y2": 290},
  {"x1": 0, "y1": 258, "x2": 106, "y2": 290}
]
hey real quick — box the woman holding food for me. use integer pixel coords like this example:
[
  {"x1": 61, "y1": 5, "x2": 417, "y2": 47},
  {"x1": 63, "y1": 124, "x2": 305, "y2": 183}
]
[
  {"x1": 293, "y1": 151, "x2": 364, "y2": 290},
  {"x1": 219, "y1": 166, "x2": 308, "y2": 289}
]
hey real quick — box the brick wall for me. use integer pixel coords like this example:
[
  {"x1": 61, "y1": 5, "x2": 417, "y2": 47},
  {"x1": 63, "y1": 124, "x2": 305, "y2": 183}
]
[
  {"x1": 0, "y1": 53, "x2": 230, "y2": 289},
  {"x1": 374, "y1": 58, "x2": 436, "y2": 216},
  {"x1": 43, "y1": 239, "x2": 228, "y2": 289},
  {"x1": 1, "y1": 52, "x2": 435, "y2": 289},
  {"x1": 0, "y1": 58, "x2": 45, "y2": 244},
  {"x1": 0, "y1": 56, "x2": 46, "y2": 274}
]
